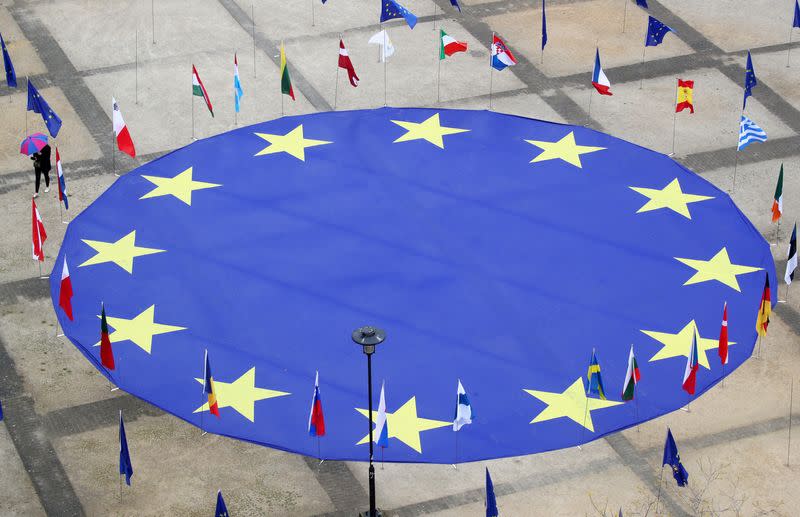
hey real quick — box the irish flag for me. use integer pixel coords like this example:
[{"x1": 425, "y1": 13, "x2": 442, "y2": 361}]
[
  {"x1": 439, "y1": 29, "x2": 467, "y2": 59},
  {"x1": 280, "y1": 42, "x2": 295, "y2": 100},
  {"x1": 192, "y1": 65, "x2": 214, "y2": 116},
  {"x1": 621, "y1": 345, "x2": 640, "y2": 401},
  {"x1": 682, "y1": 329, "x2": 699, "y2": 395},
  {"x1": 772, "y1": 165, "x2": 783, "y2": 222},
  {"x1": 591, "y1": 48, "x2": 612, "y2": 95}
]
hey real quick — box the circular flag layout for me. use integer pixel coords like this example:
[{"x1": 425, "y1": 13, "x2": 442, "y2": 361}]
[{"x1": 51, "y1": 108, "x2": 776, "y2": 463}]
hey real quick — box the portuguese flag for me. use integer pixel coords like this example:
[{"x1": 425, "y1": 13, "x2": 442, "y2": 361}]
[
  {"x1": 280, "y1": 42, "x2": 295, "y2": 101},
  {"x1": 772, "y1": 165, "x2": 784, "y2": 222},
  {"x1": 192, "y1": 64, "x2": 214, "y2": 117},
  {"x1": 100, "y1": 302, "x2": 115, "y2": 371},
  {"x1": 621, "y1": 345, "x2": 640, "y2": 401},
  {"x1": 756, "y1": 273, "x2": 771, "y2": 337}
]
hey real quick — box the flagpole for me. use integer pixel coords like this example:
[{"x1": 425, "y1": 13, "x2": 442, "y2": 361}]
[
  {"x1": 118, "y1": 409, "x2": 123, "y2": 503},
  {"x1": 334, "y1": 35, "x2": 341, "y2": 110},
  {"x1": 191, "y1": 76, "x2": 196, "y2": 140},
  {"x1": 453, "y1": 430, "x2": 459, "y2": 469},
  {"x1": 383, "y1": 26, "x2": 388, "y2": 106},
  {"x1": 311, "y1": 0, "x2": 315, "y2": 27},
  {"x1": 437, "y1": 37, "x2": 442, "y2": 105},
  {"x1": 200, "y1": 351, "x2": 206, "y2": 436},
  {"x1": 670, "y1": 79, "x2": 678, "y2": 156},
  {"x1": 488, "y1": 32, "x2": 495, "y2": 110},
  {"x1": 151, "y1": 0, "x2": 155, "y2": 44},
  {"x1": 252, "y1": 3, "x2": 257, "y2": 78},
  {"x1": 432, "y1": 3, "x2": 437, "y2": 31},
  {"x1": 135, "y1": 30, "x2": 139, "y2": 105},
  {"x1": 234, "y1": 49, "x2": 238, "y2": 127},
  {"x1": 586, "y1": 88, "x2": 593, "y2": 126},
  {"x1": 622, "y1": 0, "x2": 628, "y2": 33},
  {"x1": 655, "y1": 465, "x2": 664, "y2": 514},
  {"x1": 112, "y1": 109, "x2": 117, "y2": 176},
  {"x1": 789, "y1": 25, "x2": 794, "y2": 68},
  {"x1": 788, "y1": 377, "x2": 794, "y2": 466},
  {"x1": 639, "y1": 45, "x2": 646, "y2": 89}
]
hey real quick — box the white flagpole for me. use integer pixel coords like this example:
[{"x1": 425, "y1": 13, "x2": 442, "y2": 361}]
[
  {"x1": 151, "y1": 0, "x2": 156, "y2": 44},
  {"x1": 252, "y1": 4, "x2": 257, "y2": 78},
  {"x1": 789, "y1": 20, "x2": 794, "y2": 67},
  {"x1": 135, "y1": 30, "x2": 139, "y2": 105},
  {"x1": 488, "y1": 32, "x2": 495, "y2": 110},
  {"x1": 334, "y1": 35, "x2": 341, "y2": 110},
  {"x1": 383, "y1": 27, "x2": 388, "y2": 106},
  {"x1": 437, "y1": 29, "x2": 442, "y2": 104},
  {"x1": 112, "y1": 102, "x2": 117, "y2": 176},
  {"x1": 311, "y1": 0, "x2": 316, "y2": 26},
  {"x1": 622, "y1": 0, "x2": 628, "y2": 33},
  {"x1": 670, "y1": 79, "x2": 678, "y2": 156}
]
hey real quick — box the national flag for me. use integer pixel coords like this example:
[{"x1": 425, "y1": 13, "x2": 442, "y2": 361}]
[
  {"x1": 795, "y1": 0, "x2": 800, "y2": 29},
  {"x1": 718, "y1": 302, "x2": 728, "y2": 365},
  {"x1": 772, "y1": 165, "x2": 784, "y2": 222},
  {"x1": 280, "y1": 42, "x2": 295, "y2": 101},
  {"x1": 485, "y1": 467, "x2": 498, "y2": 516},
  {"x1": 450, "y1": 0, "x2": 461, "y2": 12},
  {"x1": 375, "y1": 381, "x2": 389, "y2": 447},
  {"x1": 368, "y1": 30, "x2": 395, "y2": 62},
  {"x1": 682, "y1": 328, "x2": 699, "y2": 395},
  {"x1": 119, "y1": 410, "x2": 134, "y2": 486},
  {"x1": 31, "y1": 198, "x2": 46, "y2": 262},
  {"x1": 0, "y1": 399, "x2": 3, "y2": 421},
  {"x1": 380, "y1": 0, "x2": 418, "y2": 29},
  {"x1": 58, "y1": 257, "x2": 74, "y2": 321},
  {"x1": 55, "y1": 147, "x2": 68, "y2": 210},
  {"x1": 440, "y1": 29, "x2": 468, "y2": 59},
  {"x1": 676, "y1": 79, "x2": 694, "y2": 113},
  {"x1": 215, "y1": 490, "x2": 229, "y2": 517},
  {"x1": 112, "y1": 98, "x2": 136, "y2": 158},
  {"x1": 100, "y1": 302, "x2": 115, "y2": 370},
  {"x1": 338, "y1": 39, "x2": 360, "y2": 87},
  {"x1": 621, "y1": 345, "x2": 640, "y2": 401},
  {"x1": 308, "y1": 371, "x2": 325, "y2": 436},
  {"x1": 27, "y1": 78, "x2": 62, "y2": 137},
  {"x1": 234, "y1": 53, "x2": 243, "y2": 113},
  {"x1": 192, "y1": 64, "x2": 214, "y2": 116},
  {"x1": 541, "y1": 0, "x2": 548, "y2": 50},
  {"x1": 587, "y1": 349, "x2": 606, "y2": 400},
  {"x1": 591, "y1": 48, "x2": 612, "y2": 95},
  {"x1": 756, "y1": 273, "x2": 771, "y2": 337},
  {"x1": 645, "y1": 16, "x2": 674, "y2": 47},
  {"x1": 453, "y1": 379, "x2": 473, "y2": 431},
  {"x1": 491, "y1": 34, "x2": 517, "y2": 71},
  {"x1": 663, "y1": 428, "x2": 689, "y2": 487},
  {"x1": 786, "y1": 223, "x2": 797, "y2": 285},
  {"x1": 636, "y1": 0, "x2": 648, "y2": 7},
  {"x1": 204, "y1": 349, "x2": 220, "y2": 418},
  {"x1": 1, "y1": 32, "x2": 16, "y2": 88},
  {"x1": 743, "y1": 50, "x2": 757, "y2": 109},
  {"x1": 737, "y1": 115, "x2": 767, "y2": 150}
]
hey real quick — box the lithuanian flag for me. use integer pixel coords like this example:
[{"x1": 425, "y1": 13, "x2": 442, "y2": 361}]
[
  {"x1": 772, "y1": 165, "x2": 783, "y2": 223},
  {"x1": 203, "y1": 350, "x2": 220, "y2": 418},
  {"x1": 280, "y1": 42, "x2": 295, "y2": 101},
  {"x1": 756, "y1": 273, "x2": 771, "y2": 337}
]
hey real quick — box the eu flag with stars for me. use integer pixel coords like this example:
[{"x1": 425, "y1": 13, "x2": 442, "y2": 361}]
[
  {"x1": 645, "y1": 16, "x2": 674, "y2": 47},
  {"x1": 541, "y1": 0, "x2": 548, "y2": 50},
  {"x1": 743, "y1": 50, "x2": 757, "y2": 109},
  {"x1": 1, "y1": 32, "x2": 16, "y2": 88},
  {"x1": 119, "y1": 411, "x2": 134, "y2": 486},
  {"x1": 662, "y1": 428, "x2": 688, "y2": 487},
  {"x1": 794, "y1": 0, "x2": 800, "y2": 29},
  {"x1": 27, "y1": 79, "x2": 62, "y2": 138},
  {"x1": 380, "y1": 0, "x2": 417, "y2": 29},
  {"x1": 636, "y1": 0, "x2": 648, "y2": 7},
  {"x1": 215, "y1": 490, "x2": 229, "y2": 517}
]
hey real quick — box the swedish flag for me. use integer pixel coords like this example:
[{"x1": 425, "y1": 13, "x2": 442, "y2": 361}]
[{"x1": 587, "y1": 349, "x2": 606, "y2": 400}]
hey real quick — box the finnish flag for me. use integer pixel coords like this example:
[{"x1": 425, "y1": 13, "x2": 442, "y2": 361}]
[{"x1": 453, "y1": 379, "x2": 473, "y2": 431}]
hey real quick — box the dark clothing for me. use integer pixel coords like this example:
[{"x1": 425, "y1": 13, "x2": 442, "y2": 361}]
[
  {"x1": 35, "y1": 168, "x2": 50, "y2": 193},
  {"x1": 31, "y1": 144, "x2": 52, "y2": 193}
]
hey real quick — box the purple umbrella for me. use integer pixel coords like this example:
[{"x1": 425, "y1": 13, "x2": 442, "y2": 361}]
[{"x1": 20, "y1": 133, "x2": 48, "y2": 156}]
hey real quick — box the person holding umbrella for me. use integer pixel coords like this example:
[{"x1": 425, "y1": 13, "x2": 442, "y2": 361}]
[{"x1": 20, "y1": 133, "x2": 51, "y2": 197}]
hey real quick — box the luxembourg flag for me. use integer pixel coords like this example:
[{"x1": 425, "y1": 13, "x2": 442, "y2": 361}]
[
  {"x1": 591, "y1": 48, "x2": 612, "y2": 95},
  {"x1": 682, "y1": 329, "x2": 699, "y2": 395},
  {"x1": 491, "y1": 34, "x2": 517, "y2": 71},
  {"x1": 112, "y1": 98, "x2": 136, "y2": 158},
  {"x1": 55, "y1": 147, "x2": 68, "y2": 210},
  {"x1": 375, "y1": 381, "x2": 389, "y2": 448},
  {"x1": 234, "y1": 53, "x2": 243, "y2": 113},
  {"x1": 58, "y1": 257, "x2": 74, "y2": 321},
  {"x1": 308, "y1": 371, "x2": 325, "y2": 437}
]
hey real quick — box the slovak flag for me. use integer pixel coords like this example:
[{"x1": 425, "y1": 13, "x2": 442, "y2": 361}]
[
  {"x1": 31, "y1": 198, "x2": 46, "y2": 262},
  {"x1": 308, "y1": 371, "x2": 326, "y2": 437},
  {"x1": 682, "y1": 328, "x2": 700, "y2": 395},
  {"x1": 58, "y1": 257, "x2": 74, "y2": 321},
  {"x1": 491, "y1": 34, "x2": 517, "y2": 71},
  {"x1": 56, "y1": 147, "x2": 68, "y2": 210},
  {"x1": 375, "y1": 381, "x2": 389, "y2": 448},
  {"x1": 591, "y1": 48, "x2": 612, "y2": 95},
  {"x1": 112, "y1": 97, "x2": 136, "y2": 158}
]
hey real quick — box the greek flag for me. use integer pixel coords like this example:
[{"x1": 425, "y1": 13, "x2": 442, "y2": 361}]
[
  {"x1": 738, "y1": 115, "x2": 767, "y2": 150},
  {"x1": 453, "y1": 379, "x2": 473, "y2": 431}
]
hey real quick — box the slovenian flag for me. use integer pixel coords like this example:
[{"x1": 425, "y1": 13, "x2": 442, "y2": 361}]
[
  {"x1": 453, "y1": 379, "x2": 473, "y2": 431},
  {"x1": 591, "y1": 48, "x2": 612, "y2": 95},
  {"x1": 58, "y1": 257, "x2": 74, "y2": 321},
  {"x1": 308, "y1": 371, "x2": 325, "y2": 437},
  {"x1": 56, "y1": 147, "x2": 68, "y2": 210},
  {"x1": 375, "y1": 381, "x2": 389, "y2": 447},
  {"x1": 682, "y1": 329, "x2": 699, "y2": 395},
  {"x1": 204, "y1": 350, "x2": 220, "y2": 417},
  {"x1": 491, "y1": 34, "x2": 517, "y2": 71}
]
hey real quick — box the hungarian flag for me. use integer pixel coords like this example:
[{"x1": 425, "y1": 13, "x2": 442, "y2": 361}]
[
  {"x1": 31, "y1": 198, "x2": 46, "y2": 262},
  {"x1": 756, "y1": 273, "x2": 771, "y2": 337},
  {"x1": 591, "y1": 48, "x2": 612, "y2": 95},
  {"x1": 439, "y1": 29, "x2": 467, "y2": 59},
  {"x1": 203, "y1": 350, "x2": 220, "y2": 418},
  {"x1": 786, "y1": 223, "x2": 797, "y2": 285},
  {"x1": 100, "y1": 303, "x2": 115, "y2": 370},
  {"x1": 676, "y1": 79, "x2": 694, "y2": 113},
  {"x1": 621, "y1": 345, "x2": 641, "y2": 401},
  {"x1": 280, "y1": 42, "x2": 295, "y2": 100},
  {"x1": 112, "y1": 98, "x2": 136, "y2": 157},
  {"x1": 772, "y1": 165, "x2": 784, "y2": 222},
  {"x1": 192, "y1": 65, "x2": 214, "y2": 116},
  {"x1": 338, "y1": 39, "x2": 359, "y2": 87},
  {"x1": 55, "y1": 147, "x2": 68, "y2": 210},
  {"x1": 308, "y1": 371, "x2": 325, "y2": 437},
  {"x1": 58, "y1": 257, "x2": 74, "y2": 321},
  {"x1": 718, "y1": 302, "x2": 728, "y2": 365},
  {"x1": 682, "y1": 329, "x2": 699, "y2": 395}
]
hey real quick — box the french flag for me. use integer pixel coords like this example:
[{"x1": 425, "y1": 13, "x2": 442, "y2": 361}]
[
  {"x1": 58, "y1": 257, "x2": 74, "y2": 321},
  {"x1": 56, "y1": 147, "x2": 68, "y2": 210},
  {"x1": 591, "y1": 48, "x2": 612, "y2": 95},
  {"x1": 308, "y1": 371, "x2": 325, "y2": 437}
]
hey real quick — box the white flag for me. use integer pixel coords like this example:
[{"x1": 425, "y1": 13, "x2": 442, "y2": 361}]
[{"x1": 368, "y1": 30, "x2": 395, "y2": 62}]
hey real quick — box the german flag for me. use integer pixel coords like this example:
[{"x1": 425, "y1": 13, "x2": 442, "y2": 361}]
[
  {"x1": 756, "y1": 273, "x2": 771, "y2": 337},
  {"x1": 676, "y1": 79, "x2": 694, "y2": 113},
  {"x1": 100, "y1": 302, "x2": 115, "y2": 371},
  {"x1": 203, "y1": 350, "x2": 220, "y2": 418}
]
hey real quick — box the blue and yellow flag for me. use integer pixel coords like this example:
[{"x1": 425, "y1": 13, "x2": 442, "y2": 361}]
[{"x1": 587, "y1": 349, "x2": 606, "y2": 400}]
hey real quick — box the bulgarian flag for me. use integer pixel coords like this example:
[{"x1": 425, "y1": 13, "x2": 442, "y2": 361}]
[
  {"x1": 439, "y1": 29, "x2": 467, "y2": 59},
  {"x1": 100, "y1": 302, "x2": 115, "y2": 371},
  {"x1": 621, "y1": 345, "x2": 641, "y2": 401},
  {"x1": 192, "y1": 64, "x2": 214, "y2": 117},
  {"x1": 280, "y1": 42, "x2": 295, "y2": 101},
  {"x1": 756, "y1": 273, "x2": 771, "y2": 337},
  {"x1": 682, "y1": 329, "x2": 699, "y2": 395},
  {"x1": 772, "y1": 165, "x2": 784, "y2": 222}
]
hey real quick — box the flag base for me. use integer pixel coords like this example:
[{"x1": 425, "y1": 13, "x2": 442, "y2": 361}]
[{"x1": 359, "y1": 510, "x2": 383, "y2": 517}]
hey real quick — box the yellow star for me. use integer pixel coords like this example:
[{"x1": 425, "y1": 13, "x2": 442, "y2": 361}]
[
  {"x1": 390, "y1": 113, "x2": 470, "y2": 149},
  {"x1": 140, "y1": 167, "x2": 221, "y2": 206},
  {"x1": 525, "y1": 131, "x2": 605, "y2": 168},
  {"x1": 641, "y1": 320, "x2": 735, "y2": 369},
  {"x1": 356, "y1": 396, "x2": 450, "y2": 453},
  {"x1": 254, "y1": 124, "x2": 332, "y2": 161},
  {"x1": 194, "y1": 367, "x2": 289, "y2": 422},
  {"x1": 674, "y1": 247, "x2": 762, "y2": 291},
  {"x1": 524, "y1": 378, "x2": 622, "y2": 432},
  {"x1": 79, "y1": 230, "x2": 165, "y2": 274},
  {"x1": 629, "y1": 178, "x2": 713, "y2": 219},
  {"x1": 94, "y1": 305, "x2": 186, "y2": 354}
]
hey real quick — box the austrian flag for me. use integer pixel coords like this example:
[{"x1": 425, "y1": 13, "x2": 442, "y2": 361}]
[
  {"x1": 112, "y1": 98, "x2": 136, "y2": 158},
  {"x1": 31, "y1": 198, "x2": 46, "y2": 262},
  {"x1": 338, "y1": 39, "x2": 359, "y2": 87}
]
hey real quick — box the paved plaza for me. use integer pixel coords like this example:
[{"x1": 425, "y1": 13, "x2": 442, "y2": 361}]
[{"x1": 1, "y1": 0, "x2": 800, "y2": 515}]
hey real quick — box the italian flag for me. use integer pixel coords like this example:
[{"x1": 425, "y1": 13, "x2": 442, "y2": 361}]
[
  {"x1": 621, "y1": 345, "x2": 640, "y2": 401},
  {"x1": 439, "y1": 29, "x2": 467, "y2": 60},
  {"x1": 772, "y1": 164, "x2": 783, "y2": 222},
  {"x1": 280, "y1": 42, "x2": 295, "y2": 101},
  {"x1": 192, "y1": 64, "x2": 214, "y2": 117}
]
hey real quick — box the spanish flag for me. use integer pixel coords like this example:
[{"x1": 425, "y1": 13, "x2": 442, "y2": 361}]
[
  {"x1": 280, "y1": 41, "x2": 295, "y2": 101},
  {"x1": 756, "y1": 273, "x2": 771, "y2": 337},
  {"x1": 676, "y1": 79, "x2": 694, "y2": 113},
  {"x1": 203, "y1": 350, "x2": 220, "y2": 418}
]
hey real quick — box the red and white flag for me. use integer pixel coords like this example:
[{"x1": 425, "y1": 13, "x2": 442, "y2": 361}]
[
  {"x1": 59, "y1": 257, "x2": 74, "y2": 321},
  {"x1": 338, "y1": 39, "x2": 359, "y2": 87},
  {"x1": 112, "y1": 97, "x2": 136, "y2": 158},
  {"x1": 718, "y1": 302, "x2": 728, "y2": 365},
  {"x1": 31, "y1": 198, "x2": 47, "y2": 262},
  {"x1": 682, "y1": 329, "x2": 700, "y2": 395}
]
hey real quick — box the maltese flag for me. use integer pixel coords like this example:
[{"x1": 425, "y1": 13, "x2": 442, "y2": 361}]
[
  {"x1": 112, "y1": 97, "x2": 136, "y2": 158},
  {"x1": 591, "y1": 48, "x2": 612, "y2": 95}
]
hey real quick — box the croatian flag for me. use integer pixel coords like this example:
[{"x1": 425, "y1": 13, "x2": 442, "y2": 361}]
[
  {"x1": 375, "y1": 381, "x2": 389, "y2": 447},
  {"x1": 58, "y1": 257, "x2": 74, "y2": 321},
  {"x1": 591, "y1": 48, "x2": 612, "y2": 95},
  {"x1": 491, "y1": 34, "x2": 517, "y2": 71},
  {"x1": 56, "y1": 147, "x2": 68, "y2": 210},
  {"x1": 308, "y1": 371, "x2": 326, "y2": 437},
  {"x1": 453, "y1": 379, "x2": 473, "y2": 431}
]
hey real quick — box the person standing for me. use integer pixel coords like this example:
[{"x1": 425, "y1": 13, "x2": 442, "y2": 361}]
[{"x1": 31, "y1": 143, "x2": 51, "y2": 197}]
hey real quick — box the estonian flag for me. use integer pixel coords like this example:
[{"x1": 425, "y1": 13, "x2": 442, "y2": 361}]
[
  {"x1": 453, "y1": 379, "x2": 473, "y2": 431},
  {"x1": 786, "y1": 223, "x2": 797, "y2": 285}
]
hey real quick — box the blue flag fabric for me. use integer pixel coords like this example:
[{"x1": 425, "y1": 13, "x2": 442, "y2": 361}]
[
  {"x1": 119, "y1": 412, "x2": 134, "y2": 486},
  {"x1": 743, "y1": 51, "x2": 757, "y2": 109},
  {"x1": 380, "y1": 0, "x2": 417, "y2": 29},
  {"x1": 1, "y1": 33, "x2": 17, "y2": 88},
  {"x1": 0, "y1": 399, "x2": 3, "y2": 421},
  {"x1": 450, "y1": 0, "x2": 461, "y2": 12},
  {"x1": 26, "y1": 79, "x2": 62, "y2": 138},
  {"x1": 541, "y1": 0, "x2": 548, "y2": 50},
  {"x1": 794, "y1": 0, "x2": 800, "y2": 28},
  {"x1": 663, "y1": 428, "x2": 688, "y2": 486},
  {"x1": 645, "y1": 16, "x2": 674, "y2": 47},
  {"x1": 215, "y1": 491, "x2": 229, "y2": 516},
  {"x1": 587, "y1": 349, "x2": 606, "y2": 400},
  {"x1": 485, "y1": 468, "x2": 498, "y2": 517},
  {"x1": 636, "y1": 0, "x2": 648, "y2": 7}
]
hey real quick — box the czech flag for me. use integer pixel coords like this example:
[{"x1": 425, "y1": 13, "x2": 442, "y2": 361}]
[
  {"x1": 682, "y1": 329, "x2": 699, "y2": 395},
  {"x1": 58, "y1": 257, "x2": 74, "y2": 321},
  {"x1": 491, "y1": 35, "x2": 517, "y2": 71},
  {"x1": 56, "y1": 147, "x2": 68, "y2": 210},
  {"x1": 308, "y1": 371, "x2": 325, "y2": 437},
  {"x1": 591, "y1": 48, "x2": 612, "y2": 95},
  {"x1": 204, "y1": 350, "x2": 220, "y2": 418}
]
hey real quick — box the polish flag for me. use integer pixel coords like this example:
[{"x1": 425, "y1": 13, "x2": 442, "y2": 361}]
[
  {"x1": 58, "y1": 257, "x2": 74, "y2": 321},
  {"x1": 718, "y1": 302, "x2": 728, "y2": 365},
  {"x1": 31, "y1": 198, "x2": 47, "y2": 262},
  {"x1": 112, "y1": 97, "x2": 136, "y2": 158},
  {"x1": 591, "y1": 48, "x2": 612, "y2": 95},
  {"x1": 338, "y1": 39, "x2": 360, "y2": 87}
]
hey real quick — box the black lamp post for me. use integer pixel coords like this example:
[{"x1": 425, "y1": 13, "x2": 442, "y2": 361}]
[{"x1": 352, "y1": 325, "x2": 386, "y2": 517}]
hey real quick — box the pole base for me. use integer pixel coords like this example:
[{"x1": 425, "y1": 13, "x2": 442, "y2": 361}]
[{"x1": 359, "y1": 510, "x2": 383, "y2": 517}]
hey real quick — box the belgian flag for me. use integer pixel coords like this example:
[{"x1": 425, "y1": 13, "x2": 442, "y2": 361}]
[
  {"x1": 100, "y1": 302, "x2": 115, "y2": 371},
  {"x1": 203, "y1": 350, "x2": 220, "y2": 418},
  {"x1": 756, "y1": 273, "x2": 771, "y2": 337}
]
